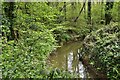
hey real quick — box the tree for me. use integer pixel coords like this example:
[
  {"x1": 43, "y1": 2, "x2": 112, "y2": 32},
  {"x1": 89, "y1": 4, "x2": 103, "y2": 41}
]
[
  {"x1": 105, "y1": 0, "x2": 114, "y2": 25},
  {"x1": 3, "y1": 2, "x2": 19, "y2": 40},
  {"x1": 64, "y1": 2, "x2": 66, "y2": 21},
  {"x1": 2, "y1": 2, "x2": 60, "y2": 78},
  {"x1": 87, "y1": 0, "x2": 91, "y2": 24},
  {"x1": 118, "y1": 1, "x2": 120, "y2": 26},
  {"x1": 83, "y1": 1, "x2": 86, "y2": 20},
  {"x1": 74, "y1": 0, "x2": 86, "y2": 22},
  {"x1": 101, "y1": 0, "x2": 104, "y2": 20}
]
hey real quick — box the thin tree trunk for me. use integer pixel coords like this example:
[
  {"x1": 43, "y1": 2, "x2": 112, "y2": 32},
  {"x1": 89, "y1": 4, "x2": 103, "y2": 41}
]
[
  {"x1": 83, "y1": 1, "x2": 86, "y2": 20},
  {"x1": 105, "y1": 0, "x2": 114, "y2": 25},
  {"x1": 88, "y1": 0, "x2": 91, "y2": 24},
  {"x1": 60, "y1": 3, "x2": 69, "y2": 12},
  {"x1": 74, "y1": 0, "x2": 86, "y2": 22},
  {"x1": 118, "y1": 1, "x2": 120, "y2": 26},
  {"x1": 4, "y1": 2, "x2": 15, "y2": 40},
  {"x1": 101, "y1": 0, "x2": 104, "y2": 20},
  {"x1": 64, "y1": 2, "x2": 67, "y2": 21}
]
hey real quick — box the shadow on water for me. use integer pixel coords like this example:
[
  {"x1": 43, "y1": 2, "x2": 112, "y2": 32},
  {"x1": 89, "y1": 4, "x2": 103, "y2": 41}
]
[{"x1": 47, "y1": 41, "x2": 106, "y2": 78}]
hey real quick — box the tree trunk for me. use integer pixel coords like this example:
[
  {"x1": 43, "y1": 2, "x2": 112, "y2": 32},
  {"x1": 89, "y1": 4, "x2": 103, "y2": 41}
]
[
  {"x1": 74, "y1": 0, "x2": 86, "y2": 22},
  {"x1": 101, "y1": 0, "x2": 104, "y2": 20},
  {"x1": 64, "y1": 2, "x2": 67, "y2": 21},
  {"x1": 4, "y1": 2, "x2": 15, "y2": 40},
  {"x1": 118, "y1": 1, "x2": 120, "y2": 26},
  {"x1": 83, "y1": 1, "x2": 86, "y2": 20},
  {"x1": 88, "y1": 0, "x2": 91, "y2": 24},
  {"x1": 105, "y1": 0, "x2": 114, "y2": 25}
]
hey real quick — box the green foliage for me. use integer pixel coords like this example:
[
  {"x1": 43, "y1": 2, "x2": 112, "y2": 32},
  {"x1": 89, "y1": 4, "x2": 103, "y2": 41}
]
[
  {"x1": 2, "y1": 30, "x2": 55, "y2": 78},
  {"x1": 39, "y1": 68, "x2": 77, "y2": 79},
  {"x1": 111, "y1": 2, "x2": 119, "y2": 22},
  {"x1": 82, "y1": 23, "x2": 120, "y2": 79},
  {"x1": 1, "y1": 2, "x2": 76, "y2": 78},
  {"x1": 1, "y1": 1, "x2": 119, "y2": 79},
  {"x1": 54, "y1": 29, "x2": 71, "y2": 43},
  {"x1": 1, "y1": 2, "x2": 59, "y2": 78},
  {"x1": 14, "y1": 2, "x2": 62, "y2": 30},
  {"x1": 91, "y1": 4, "x2": 105, "y2": 23}
]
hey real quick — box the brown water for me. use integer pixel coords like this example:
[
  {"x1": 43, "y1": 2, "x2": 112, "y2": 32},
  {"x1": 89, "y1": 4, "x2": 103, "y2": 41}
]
[{"x1": 47, "y1": 41, "x2": 105, "y2": 78}]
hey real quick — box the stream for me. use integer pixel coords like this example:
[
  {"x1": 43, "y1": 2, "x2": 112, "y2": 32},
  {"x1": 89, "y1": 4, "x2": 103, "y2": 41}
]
[{"x1": 47, "y1": 41, "x2": 106, "y2": 78}]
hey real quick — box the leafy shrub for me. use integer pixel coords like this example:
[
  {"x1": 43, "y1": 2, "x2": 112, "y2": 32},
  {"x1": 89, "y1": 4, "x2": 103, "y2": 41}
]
[
  {"x1": 1, "y1": 2, "x2": 56, "y2": 78},
  {"x1": 2, "y1": 28, "x2": 55, "y2": 78},
  {"x1": 1, "y1": 2, "x2": 76, "y2": 78},
  {"x1": 82, "y1": 23, "x2": 120, "y2": 79}
]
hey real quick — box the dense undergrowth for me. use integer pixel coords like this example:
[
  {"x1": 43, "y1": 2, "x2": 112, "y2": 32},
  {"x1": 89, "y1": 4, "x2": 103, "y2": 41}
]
[
  {"x1": 1, "y1": 2, "x2": 119, "y2": 79},
  {"x1": 1, "y1": 2, "x2": 76, "y2": 78},
  {"x1": 82, "y1": 23, "x2": 120, "y2": 79}
]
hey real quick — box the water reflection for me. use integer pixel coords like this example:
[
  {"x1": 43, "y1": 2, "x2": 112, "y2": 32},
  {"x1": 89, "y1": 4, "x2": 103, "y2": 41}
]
[
  {"x1": 67, "y1": 52, "x2": 73, "y2": 73},
  {"x1": 47, "y1": 41, "x2": 89, "y2": 78},
  {"x1": 47, "y1": 41, "x2": 108, "y2": 79}
]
